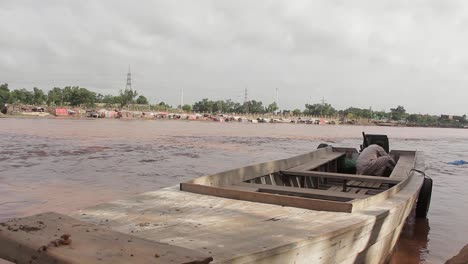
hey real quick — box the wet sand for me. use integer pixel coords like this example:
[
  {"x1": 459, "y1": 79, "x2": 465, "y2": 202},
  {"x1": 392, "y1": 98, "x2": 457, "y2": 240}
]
[{"x1": 0, "y1": 118, "x2": 467, "y2": 263}]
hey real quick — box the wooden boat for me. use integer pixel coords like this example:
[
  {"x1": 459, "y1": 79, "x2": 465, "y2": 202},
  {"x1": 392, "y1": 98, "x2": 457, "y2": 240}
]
[{"x1": 0, "y1": 141, "x2": 431, "y2": 264}]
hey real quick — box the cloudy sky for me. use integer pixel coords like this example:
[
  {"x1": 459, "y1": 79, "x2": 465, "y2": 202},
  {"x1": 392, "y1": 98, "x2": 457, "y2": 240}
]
[{"x1": 0, "y1": 0, "x2": 467, "y2": 114}]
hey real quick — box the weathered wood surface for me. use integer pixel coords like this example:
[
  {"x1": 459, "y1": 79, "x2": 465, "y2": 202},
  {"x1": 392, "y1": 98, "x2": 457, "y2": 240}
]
[
  {"x1": 350, "y1": 152, "x2": 416, "y2": 212},
  {"x1": 0, "y1": 149, "x2": 423, "y2": 264},
  {"x1": 0, "y1": 212, "x2": 213, "y2": 264},
  {"x1": 389, "y1": 153, "x2": 416, "y2": 180},
  {"x1": 68, "y1": 153, "x2": 424, "y2": 264},
  {"x1": 281, "y1": 170, "x2": 402, "y2": 185},
  {"x1": 181, "y1": 182, "x2": 353, "y2": 212},
  {"x1": 186, "y1": 147, "x2": 337, "y2": 187},
  {"x1": 284, "y1": 152, "x2": 345, "y2": 172},
  {"x1": 235, "y1": 182, "x2": 369, "y2": 200},
  {"x1": 181, "y1": 148, "x2": 412, "y2": 214}
]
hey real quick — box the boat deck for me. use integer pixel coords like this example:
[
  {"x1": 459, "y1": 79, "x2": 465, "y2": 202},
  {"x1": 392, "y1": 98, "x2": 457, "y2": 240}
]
[
  {"x1": 0, "y1": 148, "x2": 425, "y2": 264},
  {"x1": 181, "y1": 147, "x2": 415, "y2": 213},
  {"x1": 70, "y1": 165, "x2": 423, "y2": 263}
]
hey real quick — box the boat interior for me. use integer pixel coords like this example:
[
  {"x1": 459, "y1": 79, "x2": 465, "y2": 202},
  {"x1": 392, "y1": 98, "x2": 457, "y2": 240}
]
[{"x1": 181, "y1": 146, "x2": 419, "y2": 213}]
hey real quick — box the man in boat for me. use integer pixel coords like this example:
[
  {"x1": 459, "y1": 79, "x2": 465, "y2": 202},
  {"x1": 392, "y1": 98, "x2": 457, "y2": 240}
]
[{"x1": 356, "y1": 144, "x2": 396, "y2": 176}]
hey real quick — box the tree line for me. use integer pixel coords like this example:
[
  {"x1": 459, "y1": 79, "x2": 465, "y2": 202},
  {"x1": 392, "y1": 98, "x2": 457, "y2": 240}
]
[
  {"x1": 186, "y1": 98, "x2": 467, "y2": 127},
  {"x1": 0, "y1": 83, "x2": 152, "y2": 109},
  {"x1": 1, "y1": 83, "x2": 466, "y2": 127},
  {"x1": 187, "y1": 98, "x2": 401, "y2": 118}
]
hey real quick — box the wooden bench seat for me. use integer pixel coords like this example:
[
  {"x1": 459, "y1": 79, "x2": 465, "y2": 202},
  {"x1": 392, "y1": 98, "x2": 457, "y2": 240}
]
[
  {"x1": 235, "y1": 182, "x2": 369, "y2": 201},
  {"x1": 390, "y1": 154, "x2": 414, "y2": 179},
  {"x1": 281, "y1": 170, "x2": 402, "y2": 185}
]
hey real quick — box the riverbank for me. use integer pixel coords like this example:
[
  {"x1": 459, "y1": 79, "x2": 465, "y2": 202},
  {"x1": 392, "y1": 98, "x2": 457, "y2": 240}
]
[{"x1": 2, "y1": 112, "x2": 468, "y2": 130}]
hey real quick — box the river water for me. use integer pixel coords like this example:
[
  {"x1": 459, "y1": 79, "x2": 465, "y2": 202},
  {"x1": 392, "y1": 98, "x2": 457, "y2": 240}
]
[{"x1": 0, "y1": 118, "x2": 466, "y2": 263}]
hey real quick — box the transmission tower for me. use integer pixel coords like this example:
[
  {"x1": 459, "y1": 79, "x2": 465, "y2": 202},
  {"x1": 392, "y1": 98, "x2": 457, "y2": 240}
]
[
  {"x1": 243, "y1": 88, "x2": 249, "y2": 114},
  {"x1": 126, "y1": 65, "x2": 132, "y2": 90},
  {"x1": 275, "y1": 88, "x2": 279, "y2": 104},
  {"x1": 320, "y1": 97, "x2": 326, "y2": 105},
  {"x1": 243, "y1": 88, "x2": 248, "y2": 103},
  {"x1": 180, "y1": 88, "x2": 184, "y2": 108}
]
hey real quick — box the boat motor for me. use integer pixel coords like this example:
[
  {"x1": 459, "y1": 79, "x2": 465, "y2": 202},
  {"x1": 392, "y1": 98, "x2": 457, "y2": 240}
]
[{"x1": 360, "y1": 132, "x2": 389, "y2": 153}]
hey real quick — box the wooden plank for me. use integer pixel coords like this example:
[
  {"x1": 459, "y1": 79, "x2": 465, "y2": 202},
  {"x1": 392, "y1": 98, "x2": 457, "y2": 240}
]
[
  {"x1": 346, "y1": 187, "x2": 360, "y2": 194},
  {"x1": 0, "y1": 212, "x2": 213, "y2": 264},
  {"x1": 180, "y1": 183, "x2": 353, "y2": 213},
  {"x1": 389, "y1": 154, "x2": 415, "y2": 179},
  {"x1": 235, "y1": 182, "x2": 368, "y2": 201},
  {"x1": 285, "y1": 152, "x2": 345, "y2": 172},
  {"x1": 185, "y1": 147, "x2": 336, "y2": 186},
  {"x1": 281, "y1": 170, "x2": 402, "y2": 185},
  {"x1": 350, "y1": 167, "x2": 413, "y2": 212},
  {"x1": 348, "y1": 180, "x2": 359, "y2": 186},
  {"x1": 273, "y1": 173, "x2": 283, "y2": 186},
  {"x1": 269, "y1": 174, "x2": 276, "y2": 185},
  {"x1": 357, "y1": 189, "x2": 369, "y2": 195},
  {"x1": 328, "y1": 186, "x2": 342, "y2": 192}
]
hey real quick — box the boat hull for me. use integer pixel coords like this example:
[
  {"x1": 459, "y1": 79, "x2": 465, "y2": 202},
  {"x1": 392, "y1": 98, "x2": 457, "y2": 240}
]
[{"x1": 0, "y1": 148, "x2": 425, "y2": 264}]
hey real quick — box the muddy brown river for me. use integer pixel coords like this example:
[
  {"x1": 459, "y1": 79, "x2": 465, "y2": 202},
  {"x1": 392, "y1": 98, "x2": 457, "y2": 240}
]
[{"x1": 0, "y1": 118, "x2": 467, "y2": 263}]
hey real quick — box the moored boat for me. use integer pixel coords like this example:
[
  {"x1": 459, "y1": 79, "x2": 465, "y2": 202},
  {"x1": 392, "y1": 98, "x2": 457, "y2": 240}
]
[{"x1": 0, "y1": 134, "x2": 431, "y2": 264}]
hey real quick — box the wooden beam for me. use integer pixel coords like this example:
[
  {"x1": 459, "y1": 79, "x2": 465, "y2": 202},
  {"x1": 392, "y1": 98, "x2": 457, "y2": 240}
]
[
  {"x1": 181, "y1": 183, "x2": 353, "y2": 213},
  {"x1": 281, "y1": 170, "x2": 402, "y2": 185},
  {"x1": 389, "y1": 154, "x2": 415, "y2": 179},
  {"x1": 235, "y1": 182, "x2": 369, "y2": 201}
]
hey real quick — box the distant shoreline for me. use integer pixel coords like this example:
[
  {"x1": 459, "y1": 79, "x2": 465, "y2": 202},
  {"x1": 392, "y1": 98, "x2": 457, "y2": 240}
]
[{"x1": 1, "y1": 113, "x2": 467, "y2": 129}]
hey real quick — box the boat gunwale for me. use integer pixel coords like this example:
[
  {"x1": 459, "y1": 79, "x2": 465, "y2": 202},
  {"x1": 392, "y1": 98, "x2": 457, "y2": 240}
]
[{"x1": 180, "y1": 147, "x2": 422, "y2": 213}]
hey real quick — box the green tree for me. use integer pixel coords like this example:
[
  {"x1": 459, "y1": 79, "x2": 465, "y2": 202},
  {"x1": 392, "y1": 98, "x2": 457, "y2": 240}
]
[
  {"x1": 102, "y1": 95, "x2": 118, "y2": 105},
  {"x1": 390, "y1": 106, "x2": 407, "y2": 121},
  {"x1": 9, "y1": 88, "x2": 33, "y2": 104},
  {"x1": 47, "y1": 87, "x2": 63, "y2": 106},
  {"x1": 154, "y1": 101, "x2": 171, "y2": 111},
  {"x1": 136, "y1": 95, "x2": 148, "y2": 105},
  {"x1": 33, "y1": 87, "x2": 47, "y2": 105},
  {"x1": 67, "y1": 87, "x2": 96, "y2": 107},
  {"x1": 119, "y1": 89, "x2": 138, "y2": 107},
  {"x1": 0, "y1": 83, "x2": 10, "y2": 111},
  {"x1": 342, "y1": 107, "x2": 372, "y2": 119},
  {"x1": 95, "y1": 93, "x2": 104, "y2": 103},
  {"x1": 406, "y1": 114, "x2": 420, "y2": 123},
  {"x1": 304, "y1": 103, "x2": 336, "y2": 116},
  {"x1": 182, "y1": 104, "x2": 192, "y2": 112},
  {"x1": 243, "y1": 100, "x2": 264, "y2": 114},
  {"x1": 292, "y1": 109, "x2": 302, "y2": 116},
  {"x1": 193, "y1": 98, "x2": 214, "y2": 112},
  {"x1": 224, "y1": 99, "x2": 241, "y2": 113},
  {"x1": 266, "y1": 102, "x2": 279, "y2": 113},
  {"x1": 373, "y1": 111, "x2": 389, "y2": 120}
]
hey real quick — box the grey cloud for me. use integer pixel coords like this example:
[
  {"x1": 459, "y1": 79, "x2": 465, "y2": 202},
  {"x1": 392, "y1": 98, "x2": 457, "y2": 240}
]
[{"x1": 0, "y1": 0, "x2": 466, "y2": 114}]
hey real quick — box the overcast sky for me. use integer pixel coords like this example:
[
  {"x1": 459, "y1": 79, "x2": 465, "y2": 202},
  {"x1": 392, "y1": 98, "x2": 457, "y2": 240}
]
[{"x1": 0, "y1": 0, "x2": 467, "y2": 114}]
